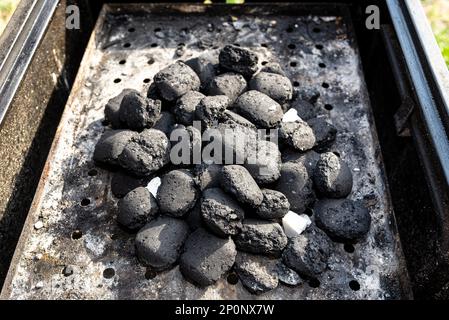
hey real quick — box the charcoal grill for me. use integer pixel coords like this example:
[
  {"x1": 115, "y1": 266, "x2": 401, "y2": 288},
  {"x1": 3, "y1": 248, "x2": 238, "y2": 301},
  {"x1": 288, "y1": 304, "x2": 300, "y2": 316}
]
[{"x1": 0, "y1": 0, "x2": 448, "y2": 300}]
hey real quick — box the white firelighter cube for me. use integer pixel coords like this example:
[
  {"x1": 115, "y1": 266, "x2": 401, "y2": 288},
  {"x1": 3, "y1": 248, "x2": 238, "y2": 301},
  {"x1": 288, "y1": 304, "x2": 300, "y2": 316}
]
[
  {"x1": 282, "y1": 211, "x2": 312, "y2": 237},
  {"x1": 146, "y1": 177, "x2": 161, "y2": 198},
  {"x1": 282, "y1": 108, "x2": 301, "y2": 123}
]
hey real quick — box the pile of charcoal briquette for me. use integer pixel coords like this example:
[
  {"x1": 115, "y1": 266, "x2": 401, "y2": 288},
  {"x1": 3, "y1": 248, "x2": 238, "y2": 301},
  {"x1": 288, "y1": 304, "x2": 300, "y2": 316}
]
[{"x1": 93, "y1": 45, "x2": 371, "y2": 294}]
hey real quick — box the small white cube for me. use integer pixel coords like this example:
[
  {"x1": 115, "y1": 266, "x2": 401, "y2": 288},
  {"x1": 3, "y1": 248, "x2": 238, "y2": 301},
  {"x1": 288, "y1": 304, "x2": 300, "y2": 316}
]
[
  {"x1": 146, "y1": 177, "x2": 161, "y2": 198},
  {"x1": 282, "y1": 108, "x2": 301, "y2": 123},
  {"x1": 282, "y1": 211, "x2": 312, "y2": 238}
]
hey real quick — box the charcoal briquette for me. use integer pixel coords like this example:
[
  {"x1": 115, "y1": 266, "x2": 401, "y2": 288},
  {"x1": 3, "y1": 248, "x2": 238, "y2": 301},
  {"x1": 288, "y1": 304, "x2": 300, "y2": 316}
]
[
  {"x1": 118, "y1": 129, "x2": 170, "y2": 176},
  {"x1": 313, "y1": 152, "x2": 353, "y2": 198},
  {"x1": 153, "y1": 61, "x2": 201, "y2": 101},
  {"x1": 119, "y1": 91, "x2": 161, "y2": 131},
  {"x1": 173, "y1": 91, "x2": 205, "y2": 125},
  {"x1": 200, "y1": 188, "x2": 244, "y2": 237},
  {"x1": 255, "y1": 189, "x2": 290, "y2": 220},
  {"x1": 249, "y1": 72, "x2": 293, "y2": 104},
  {"x1": 180, "y1": 228, "x2": 237, "y2": 286},
  {"x1": 93, "y1": 130, "x2": 137, "y2": 167},
  {"x1": 234, "y1": 252, "x2": 279, "y2": 294},
  {"x1": 235, "y1": 90, "x2": 283, "y2": 129},
  {"x1": 207, "y1": 72, "x2": 247, "y2": 103},
  {"x1": 276, "y1": 161, "x2": 315, "y2": 213},
  {"x1": 279, "y1": 120, "x2": 316, "y2": 152},
  {"x1": 218, "y1": 45, "x2": 259, "y2": 78},
  {"x1": 157, "y1": 169, "x2": 198, "y2": 217},
  {"x1": 307, "y1": 118, "x2": 337, "y2": 152},
  {"x1": 315, "y1": 199, "x2": 371, "y2": 243},
  {"x1": 282, "y1": 226, "x2": 331, "y2": 278},
  {"x1": 135, "y1": 217, "x2": 190, "y2": 271},
  {"x1": 104, "y1": 89, "x2": 139, "y2": 128},
  {"x1": 234, "y1": 219, "x2": 288, "y2": 256},
  {"x1": 117, "y1": 187, "x2": 158, "y2": 230},
  {"x1": 195, "y1": 95, "x2": 229, "y2": 127},
  {"x1": 221, "y1": 165, "x2": 263, "y2": 207}
]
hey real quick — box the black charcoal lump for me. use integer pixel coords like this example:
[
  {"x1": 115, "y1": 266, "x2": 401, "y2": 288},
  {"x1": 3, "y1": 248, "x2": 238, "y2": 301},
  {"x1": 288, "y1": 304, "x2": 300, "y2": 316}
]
[
  {"x1": 104, "y1": 89, "x2": 139, "y2": 128},
  {"x1": 207, "y1": 72, "x2": 247, "y2": 103},
  {"x1": 235, "y1": 219, "x2": 288, "y2": 256},
  {"x1": 135, "y1": 217, "x2": 190, "y2": 271},
  {"x1": 313, "y1": 152, "x2": 353, "y2": 198},
  {"x1": 193, "y1": 163, "x2": 222, "y2": 191},
  {"x1": 173, "y1": 91, "x2": 205, "y2": 126},
  {"x1": 157, "y1": 170, "x2": 198, "y2": 217},
  {"x1": 185, "y1": 52, "x2": 218, "y2": 90},
  {"x1": 255, "y1": 189, "x2": 290, "y2": 220},
  {"x1": 244, "y1": 140, "x2": 281, "y2": 185},
  {"x1": 249, "y1": 72, "x2": 293, "y2": 104},
  {"x1": 180, "y1": 228, "x2": 237, "y2": 286},
  {"x1": 118, "y1": 129, "x2": 170, "y2": 176},
  {"x1": 117, "y1": 187, "x2": 158, "y2": 230},
  {"x1": 195, "y1": 95, "x2": 229, "y2": 127},
  {"x1": 276, "y1": 161, "x2": 315, "y2": 214},
  {"x1": 200, "y1": 188, "x2": 244, "y2": 237},
  {"x1": 119, "y1": 91, "x2": 161, "y2": 131},
  {"x1": 93, "y1": 130, "x2": 137, "y2": 167},
  {"x1": 218, "y1": 45, "x2": 259, "y2": 78},
  {"x1": 315, "y1": 199, "x2": 371, "y2": 243},
  {"x1": 282, "y1": 226, "x2": 332, "y2": 278},
  {"x1": 221, "y1": 165, "x2": 263, "y2": 207},
  {"x1": 234, "y1": 252, "x2": 279, "y2": 294},
  {"x1": 153, "y1": 61, "x2": 201, "y2": 101},
  {"x1": 235, "y1": 90, "x2": 284, "y2": 129},
  {"x1": 152, "y1": 111, "x2": 175, "y2": 135},
  {"x1": 307, "y1": 118, "x2": 337, "y2": 152},
  {"x1": 279, "y1": 120, "x2": 316, "y2": 152},
  {"x1": 110, "y1": 171, "x2": 148, "y2": 198}
]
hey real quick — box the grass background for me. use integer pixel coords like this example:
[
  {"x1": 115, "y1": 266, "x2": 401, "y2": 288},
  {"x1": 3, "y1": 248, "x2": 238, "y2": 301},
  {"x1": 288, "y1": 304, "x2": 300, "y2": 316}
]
[{"x1": 0, "y1": 0, "x2": 447, "y2": 66}]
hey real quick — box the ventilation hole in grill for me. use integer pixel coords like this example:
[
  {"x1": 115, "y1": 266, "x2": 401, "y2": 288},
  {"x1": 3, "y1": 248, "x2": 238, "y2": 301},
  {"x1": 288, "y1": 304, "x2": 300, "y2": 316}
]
[
  {"x1": 145, "y1": 269, "x2": 157, "y2": 280},
  {"x1": 227, "y1": 273, "x2": 239, "y2": 285},
  {"x1": 286, "y1": 27, "x2": 294, "y2": 33},
  {"x1": 103, "y1": 268, "x2": 115, "y2": 279},
  {"x1": 143, "y1": 78, "x2": 151, "y2": 83},
  {"x1": 349, "y1": 280, "x2": 360, "y2": 291},
  {"x1": 319, "y1": 62, "x2": 326, "y2": 68},
  {"x1": 128, "y1": 27, "x2": 135, "y2": 32},
  {"x1": 88, "y1": 169, "x2": 98, "y2": 177},
  {"x1": 309, "y1": 278, "x2": 320, "y2": 288},
  {"x1": 123, "y1": 42, "x2": 131, "y2": 48},
  {"x1": 233, "y1": 43, "x2": 241, "y2": 47},
  {"x1": 113, "y1": 78, "x2": 121, "y2": 84},
  {"x1": 290, "y1": 61, "x2": 297, "y2": 67},
  {"x1": 261, "y1": 43, "x2": 268, "y2": 48},
  {"x1": 119, "y1": 59, "x2": 126, "y2": 65},
  {"x1": 81, "y1": 198, "x2": 91, "y2": 206},
  {"x1": 293, "y1": 81, "x2": 300, "y2": 87},
  {"x1": 151, "y1": 43, "x2": 158, "y2": 48},
  {"x1": 315, "y1": 44, "x2": 323, "y2": 50},
  {"x1": 288, "y1": 43, "x2": 296, "y2": 50},
  {"x1": 333, "y1": 151, "x2": 341, "y2": 157},
  {"x1": 313, "y1": 27, "x2": 321, "y2": 33},
  {"x1": 154, "y1": 27, "x2": 161, "y2": 32},
  {"x1": 344, "y1": 243, "x2": 355, "y2": 253},
  {"x1": 322, "y1": 82, "x2": 330, "y2": 89},
  {"x1": 147, "y1": 58, "x2": 155, "y2": 65},
  {"x1": 71, "y1": 230, "x2": 82, "y2": 240},
  {"x1": 261, "y1": 61, "x2": 268, "y2": 66},
  {"x1": 324, "y1": 104, "x2": 333, "y2": 111},
  {"x1": 305, "y1": 208, "x2": 314, "y2": 217}
]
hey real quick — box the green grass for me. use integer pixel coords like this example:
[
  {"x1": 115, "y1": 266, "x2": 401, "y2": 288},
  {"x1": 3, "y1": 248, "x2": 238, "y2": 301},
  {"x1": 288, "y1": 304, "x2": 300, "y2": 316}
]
[
  {"x1": 0, "y1": 0, "x2": 20, "y2": 35},
  {"x1": 422, "y1": 0, "x2": 449, "y2": 67}
]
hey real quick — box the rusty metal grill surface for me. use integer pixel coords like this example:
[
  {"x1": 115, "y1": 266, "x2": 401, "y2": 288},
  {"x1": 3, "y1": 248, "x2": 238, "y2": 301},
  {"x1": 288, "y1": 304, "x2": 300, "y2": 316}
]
[{"x1": 1, "y1": 3, "x2": 411, "y2": 300}]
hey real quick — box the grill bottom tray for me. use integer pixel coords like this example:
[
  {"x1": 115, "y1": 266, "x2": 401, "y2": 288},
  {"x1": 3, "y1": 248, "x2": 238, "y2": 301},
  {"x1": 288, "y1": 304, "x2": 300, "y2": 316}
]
[{"x1": 1, "y1": 3, "x2": 411, "y2": 300}]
